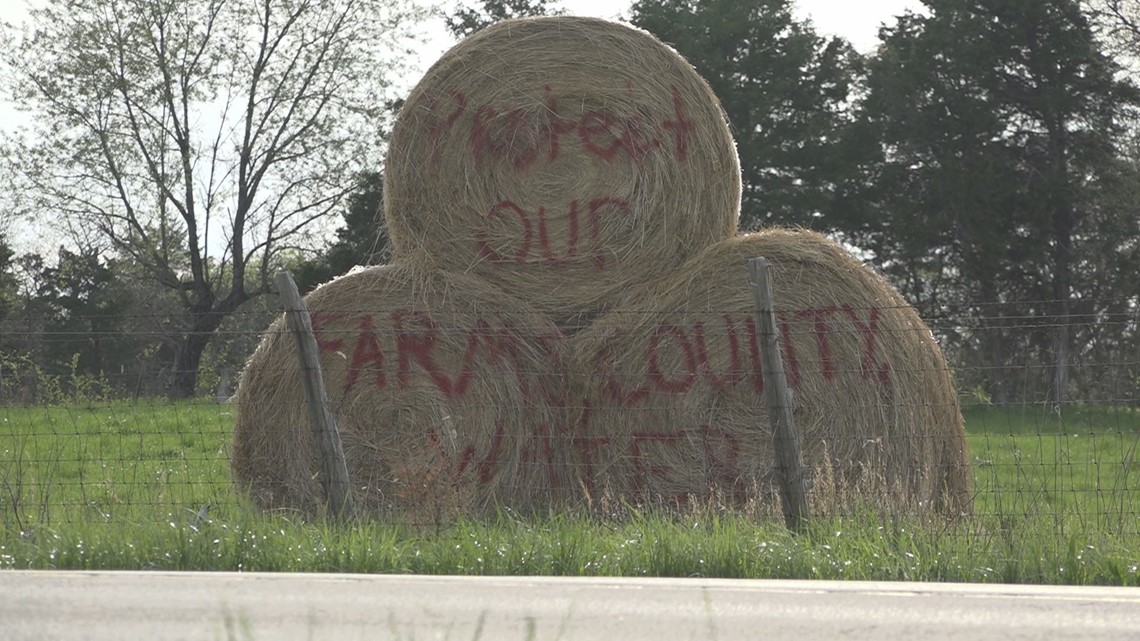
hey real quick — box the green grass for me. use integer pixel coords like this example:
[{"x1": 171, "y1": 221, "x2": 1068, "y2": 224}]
[
  {"x1": 0, "y1": 401, "x2": 234, "y2": 528},
  {"x1": 1, "y1": 401, "x2": 1138, "y2": 584},
  {"x1": 965, "y1": 404, "x2": 1140, "y2": 532}
]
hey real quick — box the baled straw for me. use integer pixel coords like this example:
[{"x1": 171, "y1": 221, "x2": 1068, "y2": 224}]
[
  {"x1": 384, "y1": 16, "x2": 741, "y2": 328},
  {"x1": 569, "y1": 230, "x2": 972, "y2": 515},
  {"x1": 232, "y1": 265, "x2": 571, "y2": 521}
]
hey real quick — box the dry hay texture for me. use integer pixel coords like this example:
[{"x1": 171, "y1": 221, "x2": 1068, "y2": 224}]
[
  {"x1": 384, "y1": 16, "x2": 741, "y2": 326},
  {"x1": 232, "y1": 265, "x2": 574, "y2": 520},
  {"x1": 235, "y1": 16, "x2": 970, "y2": 520},
  {"x1": 570, "y1": 230, "x2": 972, "y2": 515}
]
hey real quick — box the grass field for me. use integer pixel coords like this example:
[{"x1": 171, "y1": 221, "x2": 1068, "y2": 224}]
[{"x1": 1, "y1": 400, "x2": 1138, "y2": 584}]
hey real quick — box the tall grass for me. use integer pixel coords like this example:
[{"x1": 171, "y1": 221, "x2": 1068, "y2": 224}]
[{"x1": 1, "y1": 401, "x2": 1138, "y2": 584}]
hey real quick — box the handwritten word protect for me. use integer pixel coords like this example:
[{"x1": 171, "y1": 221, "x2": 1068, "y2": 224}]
[{"x1": 422, "y1": 85, "x2": 695, "y2": 172}]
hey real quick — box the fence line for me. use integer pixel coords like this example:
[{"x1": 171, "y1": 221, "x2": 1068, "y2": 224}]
[{"x1": 0, "y1": 300, "x2": 1137, "y2": 532}]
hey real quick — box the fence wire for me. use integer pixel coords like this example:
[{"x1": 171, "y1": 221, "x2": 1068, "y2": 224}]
[{"x1": 0, "y1": 301, "x2": 1138, "y2": 535}]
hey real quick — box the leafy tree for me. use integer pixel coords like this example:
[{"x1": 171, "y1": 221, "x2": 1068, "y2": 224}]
[
  {"x1": 32, "y1": 248, "x2": 136, "y2": 388},
  {"x1": 0, "y1": 0, "x2": 419, "y2": 398},
  {"x1": 0, "y1": 250, "x2": 49, "y2": 363},
  {"x1": 859, "y1": 0, "x2": 1140, "y2": 402},
  {"x1": 446, "y1": 0, "x2": 559, "y2": 38},
  {"x1": 293, "y1": 171, "x2": 389, "y2": 294},
  {"x1": 630, "y1": 0, "x2": 864, "y2": 230}
]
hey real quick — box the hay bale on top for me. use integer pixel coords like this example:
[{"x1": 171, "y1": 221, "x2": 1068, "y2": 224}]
[
  {"x1": 384, "y1": 16, "x2": 740, "y2": 326},
  {"x1": 569, "y1": 230, "x2": 971, "y2": 515},
  {"x1": 232, "y1": 265, "x2": 571, "y2": 520}
]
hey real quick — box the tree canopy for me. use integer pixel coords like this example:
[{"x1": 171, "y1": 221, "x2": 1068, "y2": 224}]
[
  {"x1": 0, "y1": 0, "x2": 418, "y2": 397},
  {"x1": 858, "y1": 0, "x2": 1140, "y2": 401},
  {"x1": 630, "y1": 0, "x2": 863, "y2": 230},
  {"x1": 446, "y1": 0, "x2": 559, "y2": 38}
]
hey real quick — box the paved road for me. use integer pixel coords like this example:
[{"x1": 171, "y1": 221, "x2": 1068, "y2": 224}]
[{"x1": 2, "y1": 571, "x2": 1138, "y2": 640}]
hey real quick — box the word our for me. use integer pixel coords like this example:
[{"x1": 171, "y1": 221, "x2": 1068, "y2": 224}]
[{"x1": 476, "y1": 197, "x2": 631, "y2": 268}]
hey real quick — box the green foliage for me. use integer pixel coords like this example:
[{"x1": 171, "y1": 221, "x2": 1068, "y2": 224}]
[
  {"x1": 196, "y1": 295, "x2": 279, "y2": 401},
  {"x1": 34, "y1": 248, "x2": 138, "y2": 384},
  {"x1": 630, "y1": 0, "x2": 864, "y2": 230},
  {"x1": 861, "y1": 0, "x2": 1138, "y2": 278},
  {"x1": 0, "y1": 401, "x2": 234, "y2": 533},
  {"x1": 856, "y1": 0, "x2": 1140, "y2": 403},
  {"x1": 446, "y1": 0, "x2": 560, "y2": 39},
  {"x1": 964, "y1": 404, "x2": 1140, "y2": 528},
  {"x1": 0, "y1": 351, "x2": 63, "y2": 406},
  {"x1": 2, "y1": 504, "x2": 1138, "y2": 584},
  {"x1": 0, "y1": 247, "x2": 165, "y2": 402},
  {"x1": 292, "y1": 171, "x2": 390, "y2": 294}
]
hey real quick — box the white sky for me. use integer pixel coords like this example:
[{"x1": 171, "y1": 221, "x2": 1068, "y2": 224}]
[
  {"x1": 0, "y1": 0, "x2": 925, "y2": 127},
  {"x1": 0, "y1": 0, "x2": 923, "y2": 254},
  {"x1": 574, "y1": 0, "x2": 926, "y2": 50}
]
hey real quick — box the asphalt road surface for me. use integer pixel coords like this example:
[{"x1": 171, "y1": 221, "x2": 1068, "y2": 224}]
[{"x1": 2, "y1": 571, "x2": 1139, "y2": 640}]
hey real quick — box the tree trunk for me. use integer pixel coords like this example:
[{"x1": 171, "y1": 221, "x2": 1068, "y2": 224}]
[
  {"x1": 1053, "y1": 309, "x2": 1070, "y2": 404},
  {"x1": 1051, "y1": 203, "x2": 1074, "y2": 405},
  {"x1": 987, "y1": 311, "x2": 1008, "y2": 406},
  {"x1": 169, "y1": 330, "x2": 211, "y2": 399},
  {"x1": 1046, "y1": 113, "x2": 1074, "y2": 405},
  {"x1": 1044, "y1": 176, "x2": 1071, "y2": 403},
  {"x1": 169, "y1": 311, "x2": 227, "y2": 400},
  {"x1": 1052, "y1": 249, "x2": 1072, "y2": 404}
]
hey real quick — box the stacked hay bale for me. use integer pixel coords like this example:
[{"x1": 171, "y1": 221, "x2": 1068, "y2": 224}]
[
  {"x1": 570, "y1": 230, "x2": 972, "y2": 515},
  {"x1": 233, "y1": 15, "x2": 971, "y2": 520},
  {"x1": 231, "y1": 266, "x2": 571, "y2": 520},
  {"x1": 233, "y1": 17, "x2": 740, "y2": 519},
  {"x1": 383, "y1": 16, "x2": 740, "y2": 328}
]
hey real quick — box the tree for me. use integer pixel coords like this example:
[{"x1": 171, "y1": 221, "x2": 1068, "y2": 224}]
[
  {"x1": 446, "y1": 0, "x2": 559, "y2": 39},
  {"x1": 292, "y1": 170, "x2": 389, "y2": 293},
  {"x1": 32, "y1": 248, "x2": 137, "y2": 388},
  {"x1": 630, "y1": 0, "x2": 863, "y2": 230},
  {"x1": 0, "y1": 235, "x2": 17, "y2": 323},
  {"x1": 1, "y1": 0, "x2": 418, "y2": 397},
  {"x1": 859, "y1": 0, "x2": 1140, "y2": 402},
  {"x1": 1085, "y1": 0, "x2": 1140, "y2": 64}
]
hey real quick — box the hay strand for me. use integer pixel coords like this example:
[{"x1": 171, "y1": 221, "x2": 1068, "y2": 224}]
[
  {"x1": 232, "y1": 265, "x2": 571, "y2": 521},
  {"x1": 568, "y1": 229, "x2": 972, "y2": 515},
  {"x1": 384, "y1": 16, "x2": 740, "y2": 326}
]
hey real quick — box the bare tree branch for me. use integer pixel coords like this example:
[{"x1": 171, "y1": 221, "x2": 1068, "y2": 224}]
[{"x1": 2, "y1": 0, "x2": 418, "y2": 396}]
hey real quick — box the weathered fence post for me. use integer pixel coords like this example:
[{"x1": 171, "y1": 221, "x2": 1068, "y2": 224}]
[
  {"x1": 275, "y1": 271, "x2": 355, "y2": 522},
  {"x1": 748, "y1": 257, "x2": 809, "y2": 531}
]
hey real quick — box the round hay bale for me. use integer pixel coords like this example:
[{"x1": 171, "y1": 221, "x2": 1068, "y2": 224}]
[
  {"x1": 384, "y1": 16, "x2": 740, "y2": 327},
  {"x1": 231, "y1": 265, "x2": 573, "y2": 521},
  {"x1": 568, "y1": 229, "x2": 972, "y2": 515}
]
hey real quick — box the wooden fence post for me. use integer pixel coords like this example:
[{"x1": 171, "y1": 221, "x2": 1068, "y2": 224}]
[
  {"x1": 748, "y1": 257, "x2": 809, "y2": 531},
  {"x1": 275, "y1": 271, "x2": 356, "y2": 522}
]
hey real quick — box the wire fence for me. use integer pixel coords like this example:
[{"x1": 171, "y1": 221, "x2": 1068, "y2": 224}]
[{"x1": 0, "y1": 301, "x2": 1138, "y2": 535}]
